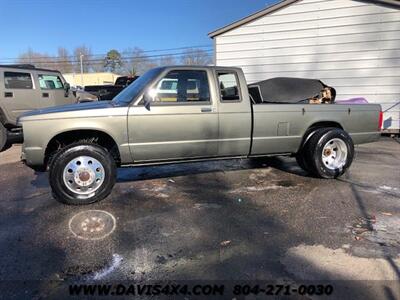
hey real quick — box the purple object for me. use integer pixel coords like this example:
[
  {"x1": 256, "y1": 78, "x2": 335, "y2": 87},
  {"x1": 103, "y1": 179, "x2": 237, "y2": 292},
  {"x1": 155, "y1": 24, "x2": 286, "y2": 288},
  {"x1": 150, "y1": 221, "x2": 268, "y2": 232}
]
[{"x1": 336, "y1": 97, "x2": 369, "y2": 104}]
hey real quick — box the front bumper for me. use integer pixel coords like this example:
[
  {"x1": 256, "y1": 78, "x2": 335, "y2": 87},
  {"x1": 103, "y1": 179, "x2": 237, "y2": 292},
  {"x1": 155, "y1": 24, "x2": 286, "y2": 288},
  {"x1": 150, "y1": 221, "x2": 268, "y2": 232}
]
[{"x1": 21, "y1": 144, "x2": 46, "y2": 171}]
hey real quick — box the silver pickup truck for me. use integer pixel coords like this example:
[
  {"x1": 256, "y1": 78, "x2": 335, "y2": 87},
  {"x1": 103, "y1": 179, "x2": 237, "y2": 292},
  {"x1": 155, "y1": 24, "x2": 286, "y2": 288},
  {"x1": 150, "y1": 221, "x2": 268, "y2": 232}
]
[{"x1": 19, "y1": 66, "x2": 382, "y2": 205}]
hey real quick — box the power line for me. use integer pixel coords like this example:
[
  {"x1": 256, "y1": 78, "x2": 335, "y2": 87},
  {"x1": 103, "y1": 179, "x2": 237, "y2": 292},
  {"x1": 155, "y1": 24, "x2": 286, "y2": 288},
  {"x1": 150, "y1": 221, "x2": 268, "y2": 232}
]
[
  {"x1": 0, "y1": 45, "x2": 213, "y2": 62},
  {"x1": 1, "y1": 49, "x2": 214, "y2": 65}
]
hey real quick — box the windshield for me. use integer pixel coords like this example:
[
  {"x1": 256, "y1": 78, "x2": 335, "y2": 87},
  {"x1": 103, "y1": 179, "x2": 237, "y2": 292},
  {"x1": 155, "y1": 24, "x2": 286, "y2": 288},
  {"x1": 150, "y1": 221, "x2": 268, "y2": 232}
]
[{"x1": 112, "y1": 67, "x2": 164, "y2": 106}]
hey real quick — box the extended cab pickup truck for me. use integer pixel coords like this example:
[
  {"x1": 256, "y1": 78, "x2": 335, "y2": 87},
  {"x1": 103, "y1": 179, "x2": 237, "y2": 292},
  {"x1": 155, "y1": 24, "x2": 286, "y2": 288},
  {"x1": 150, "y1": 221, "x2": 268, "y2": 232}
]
[{"x1": 19, "y1": 66, "x2": 382, "y2": 205}]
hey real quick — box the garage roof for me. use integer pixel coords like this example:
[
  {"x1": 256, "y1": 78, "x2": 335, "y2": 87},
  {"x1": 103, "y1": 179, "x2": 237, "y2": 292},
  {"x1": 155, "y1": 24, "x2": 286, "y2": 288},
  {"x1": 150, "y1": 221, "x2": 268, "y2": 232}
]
[{"x1": 208, "y1": 0, "x2": 400, "y2": 38}]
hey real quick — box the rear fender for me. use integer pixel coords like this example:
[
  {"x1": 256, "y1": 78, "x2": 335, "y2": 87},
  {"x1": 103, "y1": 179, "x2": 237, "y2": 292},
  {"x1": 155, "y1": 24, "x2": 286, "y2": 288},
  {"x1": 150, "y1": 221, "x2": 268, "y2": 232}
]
[{"x1": 298, "y1": 122, "x2": 343, "y2": 153}]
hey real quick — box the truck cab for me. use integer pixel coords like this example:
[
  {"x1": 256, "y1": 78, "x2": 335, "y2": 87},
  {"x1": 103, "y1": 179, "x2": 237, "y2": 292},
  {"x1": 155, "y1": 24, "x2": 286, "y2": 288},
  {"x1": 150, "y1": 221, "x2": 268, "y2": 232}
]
[{"x1": 128, "y1": 66, "x2": 252, "y2": 161}]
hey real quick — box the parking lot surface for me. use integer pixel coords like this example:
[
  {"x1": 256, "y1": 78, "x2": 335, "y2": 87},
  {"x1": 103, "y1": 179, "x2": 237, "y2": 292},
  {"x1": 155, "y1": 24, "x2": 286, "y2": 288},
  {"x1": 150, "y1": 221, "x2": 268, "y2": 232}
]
[{"x1": 0, "y1": 138, "x2": 399, "y2": 299}]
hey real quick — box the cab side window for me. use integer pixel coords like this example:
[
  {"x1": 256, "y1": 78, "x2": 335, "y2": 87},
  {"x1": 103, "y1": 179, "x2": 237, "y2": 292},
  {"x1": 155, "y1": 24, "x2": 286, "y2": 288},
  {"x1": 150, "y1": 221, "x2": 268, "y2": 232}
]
[
  {"x1": 38, "y1": 74, "x2": 64, "y2": 90},
  {"x1": 4, "y1": 72, "x2": 33, "y2": 89},
  {"x1": 217, "y1": 72, "x2": 241, "y2": 101},
  {"x1": 152, "y1": 70, "x2": 210, "y2": 103}
]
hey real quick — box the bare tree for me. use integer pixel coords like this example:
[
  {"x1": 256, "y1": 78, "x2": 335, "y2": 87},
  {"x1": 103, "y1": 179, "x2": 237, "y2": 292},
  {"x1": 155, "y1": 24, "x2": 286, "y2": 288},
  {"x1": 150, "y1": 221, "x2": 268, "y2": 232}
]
[
  {"x1": 122, "y1": 47, "x2": 157, "y2": 76},
  {"x1": 73, "y1": 45, "x2": 94, "y2": 73},
  {"x1": 14, "y1": 45, "x2": 213, "y2": 75},
  {"x1": 55, "y1": 47, "x2": 73, "y2": 73},
  {"x1": 180, "y1": 48, "x2": 212, "y2": 66},
  {"x1": 91, "y1": 56, "x2": 106, "y2": 73},
  {"x1": 17, "y1": 48, "x2": 56, "y2": 70},
  {"x1": 158, "y1": 55, "x2": 177, "y2": 66}
]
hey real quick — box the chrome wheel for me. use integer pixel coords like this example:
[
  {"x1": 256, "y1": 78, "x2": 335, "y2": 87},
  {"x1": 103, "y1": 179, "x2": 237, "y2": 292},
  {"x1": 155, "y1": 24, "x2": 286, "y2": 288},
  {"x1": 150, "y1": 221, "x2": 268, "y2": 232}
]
[
  {"x1": 63, "y1": 156, "x2": 105, "y2": 196},
  {"x1": 321, "y1": 138, "x2": 348, "y2": 170}
]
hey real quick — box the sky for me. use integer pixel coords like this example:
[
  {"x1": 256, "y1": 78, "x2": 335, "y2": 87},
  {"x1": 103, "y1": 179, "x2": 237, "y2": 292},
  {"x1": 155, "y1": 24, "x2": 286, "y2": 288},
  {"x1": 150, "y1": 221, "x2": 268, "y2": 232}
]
[{"x1": 0, "y1": 0, "x2": 277, "y2": 62}]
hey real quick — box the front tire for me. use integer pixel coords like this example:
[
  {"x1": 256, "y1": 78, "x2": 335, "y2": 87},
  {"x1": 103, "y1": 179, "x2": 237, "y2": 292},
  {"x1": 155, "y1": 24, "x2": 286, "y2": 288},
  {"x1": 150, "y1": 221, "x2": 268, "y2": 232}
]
[
  {"x1": 49, "y1": 143, "x2": 117, "y2": 205},
  {"x1": 304, "y1": 128, "x2": 354, "y2": 178}
]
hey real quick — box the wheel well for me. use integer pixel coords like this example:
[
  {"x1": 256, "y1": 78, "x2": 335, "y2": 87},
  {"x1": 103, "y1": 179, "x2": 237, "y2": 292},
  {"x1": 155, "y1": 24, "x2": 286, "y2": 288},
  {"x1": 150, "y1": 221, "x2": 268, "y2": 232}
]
[
  {"x1": 308, "y1": 121, "x2": 343, "y2": 131},
  {"x1": 298, "y1": 121, "x2": 344, "y2": 153},
  {"x1": 45, "y1": 130, "x2": 121, "y2": 167}
]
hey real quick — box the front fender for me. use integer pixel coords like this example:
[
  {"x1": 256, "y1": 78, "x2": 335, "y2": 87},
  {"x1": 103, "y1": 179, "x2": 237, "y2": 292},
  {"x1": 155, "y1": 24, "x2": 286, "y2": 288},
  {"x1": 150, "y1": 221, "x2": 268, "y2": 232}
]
[{"x1": 22, "y1": 114, "x2": 130, "y2": 167}]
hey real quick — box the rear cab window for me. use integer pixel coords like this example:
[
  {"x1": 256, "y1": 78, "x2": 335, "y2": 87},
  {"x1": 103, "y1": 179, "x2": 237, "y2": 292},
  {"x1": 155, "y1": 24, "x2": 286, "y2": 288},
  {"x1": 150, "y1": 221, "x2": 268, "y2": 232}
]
[
  {"x1": 217, "y1": 71, "x2": 241, "y2": 102},
  {"x1": 150, "y1": 70, "x2": 211, "y2": 104},
  {"x1": 4, "y1": 71, "x2": 33, "y2": 89},
  {"x1": 38, "y1": 74, "x2": 64, "y2": 89}
]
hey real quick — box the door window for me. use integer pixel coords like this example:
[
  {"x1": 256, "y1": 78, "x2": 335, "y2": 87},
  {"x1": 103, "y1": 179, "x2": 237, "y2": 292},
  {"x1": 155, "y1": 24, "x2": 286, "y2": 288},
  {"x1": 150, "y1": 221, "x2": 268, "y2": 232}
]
[
  {"x1": 217, "y1": 72, "x2": 241, "y2": 101},
  {"x1": 151, "y1": 70, "x2": 210, "y2": 103},
  {"x1": 4, "y1": 72, "x2": 33, "y2": 89},
  {"x1": 38, "y1": 74, "x2": 64, "y2": 89}
]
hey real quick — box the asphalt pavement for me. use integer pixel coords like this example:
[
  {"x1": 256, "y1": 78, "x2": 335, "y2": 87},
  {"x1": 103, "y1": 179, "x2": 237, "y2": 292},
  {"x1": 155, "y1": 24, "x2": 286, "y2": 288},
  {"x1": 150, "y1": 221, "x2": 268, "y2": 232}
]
[{"x1": 0, "y1": 137, "x2": 399, "y2": 299}]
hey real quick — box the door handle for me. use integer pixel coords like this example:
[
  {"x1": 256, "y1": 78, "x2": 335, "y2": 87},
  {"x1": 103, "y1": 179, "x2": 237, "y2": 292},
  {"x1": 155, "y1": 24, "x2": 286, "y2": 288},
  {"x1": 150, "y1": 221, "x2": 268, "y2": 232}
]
[
  {"x1": 42, "y1": 93, "x2": 49, "y2": 98},
  {"x1": 4, "y1": 92, "x2": 13, "y2": 97},
  {"x1": 201, "y1": 107, "x2": 212, "y2": 113}
]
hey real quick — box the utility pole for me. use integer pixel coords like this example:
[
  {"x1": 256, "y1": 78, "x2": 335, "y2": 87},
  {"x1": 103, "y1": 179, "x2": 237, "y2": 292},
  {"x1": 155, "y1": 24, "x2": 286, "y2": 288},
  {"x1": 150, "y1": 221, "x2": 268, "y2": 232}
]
[{"x1": 80, "y1": 53, "x2": 84, "y2": 86}]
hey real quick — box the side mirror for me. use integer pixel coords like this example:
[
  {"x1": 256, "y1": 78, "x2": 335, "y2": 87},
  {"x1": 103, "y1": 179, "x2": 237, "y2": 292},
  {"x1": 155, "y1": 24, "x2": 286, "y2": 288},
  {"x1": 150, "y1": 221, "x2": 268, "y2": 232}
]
[
  {"x1": 64, "y1": 82, "x2": 70, "y2": 97},
  {"x1": 143, "y1": 89, "x2": 156, "y2": 111}
]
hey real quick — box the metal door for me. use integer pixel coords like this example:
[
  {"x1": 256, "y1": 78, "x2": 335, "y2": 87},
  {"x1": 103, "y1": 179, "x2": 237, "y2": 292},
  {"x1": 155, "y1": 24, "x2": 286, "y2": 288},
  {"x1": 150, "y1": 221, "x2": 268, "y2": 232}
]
[{"x1": 128, "y1": 68, "x2": 219, "y2": 162}]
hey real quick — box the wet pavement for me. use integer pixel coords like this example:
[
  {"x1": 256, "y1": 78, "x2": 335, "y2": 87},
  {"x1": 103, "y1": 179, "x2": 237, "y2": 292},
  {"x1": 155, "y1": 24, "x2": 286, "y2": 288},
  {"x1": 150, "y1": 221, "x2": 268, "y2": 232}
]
[{"x1": 0, "y1": 137, "x2": 399, "y2": 299}]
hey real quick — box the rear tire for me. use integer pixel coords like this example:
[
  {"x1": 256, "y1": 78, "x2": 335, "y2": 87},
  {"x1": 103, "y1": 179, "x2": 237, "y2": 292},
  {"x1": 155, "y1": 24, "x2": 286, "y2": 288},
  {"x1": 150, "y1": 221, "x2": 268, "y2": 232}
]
[
  {"x1": 304, "y1": 127, "x2": 354, "y2": 178},
  {"x1": 49, "y1": 143, "x2": 117, "y2": 205},
  {"x1": 296, "y1": 129, "x2": 327, "y2": 174},
  {"x1": 295, "y1": 148, "x2": 312, "y2": 174},
  {"x1": 0, "y1": 123, "x2": 7, "y2": 152}
]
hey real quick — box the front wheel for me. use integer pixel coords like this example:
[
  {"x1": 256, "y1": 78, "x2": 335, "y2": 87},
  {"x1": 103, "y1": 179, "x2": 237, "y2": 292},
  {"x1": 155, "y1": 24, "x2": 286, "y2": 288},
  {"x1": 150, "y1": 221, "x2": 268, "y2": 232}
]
[
  {"x1": 304, "y1": 128, "x2": 354, "y2": 178},
  {"x1": 49, "y1": 143, "x2": 117, "y2": 205}
]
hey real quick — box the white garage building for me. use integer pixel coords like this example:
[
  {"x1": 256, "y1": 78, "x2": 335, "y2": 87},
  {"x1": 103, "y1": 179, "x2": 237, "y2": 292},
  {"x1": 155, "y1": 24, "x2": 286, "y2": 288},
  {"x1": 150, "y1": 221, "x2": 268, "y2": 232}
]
[{"x1": 209, "y1": 0, "x2": 400, "y2": 132}]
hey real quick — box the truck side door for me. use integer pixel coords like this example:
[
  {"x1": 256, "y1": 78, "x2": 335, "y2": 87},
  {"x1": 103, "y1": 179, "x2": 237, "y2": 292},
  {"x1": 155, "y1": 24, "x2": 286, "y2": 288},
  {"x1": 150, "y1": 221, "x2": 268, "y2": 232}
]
[
  {"x1": 215, "y1": 69, "x2": 252, "y2": 157},
  {"x1": 37, "y1": 73, "x2": 75, "y2": 107},
  {"x1": 128, "y1": 68, "x2": 219, "y2": 162},
  {"x1": 1, "y1": 70, "x2": 41, "y2": 124}
]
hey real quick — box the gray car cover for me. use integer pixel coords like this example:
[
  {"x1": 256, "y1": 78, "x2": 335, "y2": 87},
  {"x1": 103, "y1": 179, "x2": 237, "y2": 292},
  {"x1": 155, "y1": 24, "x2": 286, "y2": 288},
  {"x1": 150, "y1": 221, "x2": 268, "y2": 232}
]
[{"x1": 248, "y1": 77, "x2": 334, "y2": 104}]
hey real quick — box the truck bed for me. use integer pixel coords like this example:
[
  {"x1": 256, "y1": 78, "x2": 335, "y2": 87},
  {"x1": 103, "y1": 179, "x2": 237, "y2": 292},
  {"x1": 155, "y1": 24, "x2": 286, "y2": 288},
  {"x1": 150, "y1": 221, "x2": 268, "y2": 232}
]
[{"x1": 250, "y1": 103, "x2": 381, "y2": 156}]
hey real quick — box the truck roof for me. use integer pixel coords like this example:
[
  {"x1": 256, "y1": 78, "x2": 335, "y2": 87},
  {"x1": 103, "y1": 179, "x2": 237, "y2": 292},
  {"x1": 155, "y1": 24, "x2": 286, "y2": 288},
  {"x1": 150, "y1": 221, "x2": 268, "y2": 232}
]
[
  {"x1": 0, "y1": 64, "x2": 60, "y2": 73},
  {"x1": 159, "y1": 65, "x2": 241, "y2": 71},
  {"x1": 148, "y1": 65, "x2": 242, "y2": 76}
]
